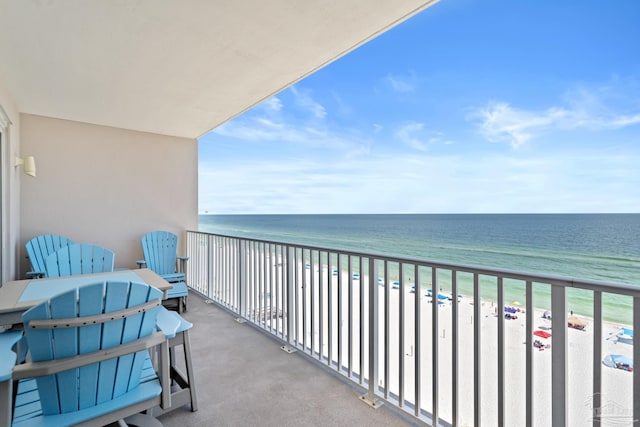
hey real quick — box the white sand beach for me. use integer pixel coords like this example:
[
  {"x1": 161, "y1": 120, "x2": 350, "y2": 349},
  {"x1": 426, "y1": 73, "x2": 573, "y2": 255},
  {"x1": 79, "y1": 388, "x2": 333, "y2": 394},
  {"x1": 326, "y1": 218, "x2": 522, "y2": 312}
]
[{"x1": 292, "y1": 265, "x2": 635, "y2": 426}]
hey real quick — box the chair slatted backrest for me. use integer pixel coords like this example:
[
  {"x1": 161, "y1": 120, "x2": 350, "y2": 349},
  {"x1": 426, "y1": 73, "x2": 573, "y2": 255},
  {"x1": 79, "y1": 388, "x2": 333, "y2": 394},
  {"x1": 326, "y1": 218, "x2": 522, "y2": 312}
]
[
  {"x1": 45, "y1": 243, "x2": 115, "y2": 277},
  {"x1": 141, "y1": 231, "x2": 178, "y2": 276},
  {"x1": 21, "y1": 281, "x2": 162, "y2": 414},
  {"x1": 25, "y1": 234, "x2": 74, "y2": 277}
]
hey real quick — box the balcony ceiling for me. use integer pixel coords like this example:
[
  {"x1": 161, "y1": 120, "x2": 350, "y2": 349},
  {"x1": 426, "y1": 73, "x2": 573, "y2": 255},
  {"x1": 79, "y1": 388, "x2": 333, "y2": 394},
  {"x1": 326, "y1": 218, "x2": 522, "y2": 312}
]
[{"x1": 0, "y1": 0, "x2": 436, "y2": 139}]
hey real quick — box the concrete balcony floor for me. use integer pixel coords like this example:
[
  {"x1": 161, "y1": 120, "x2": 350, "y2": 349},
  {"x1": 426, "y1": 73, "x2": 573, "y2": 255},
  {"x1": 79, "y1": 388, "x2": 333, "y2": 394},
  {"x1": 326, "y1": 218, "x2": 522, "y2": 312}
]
[{"x1": 157, "y1": 293, "x2": 414, "y2": 427}]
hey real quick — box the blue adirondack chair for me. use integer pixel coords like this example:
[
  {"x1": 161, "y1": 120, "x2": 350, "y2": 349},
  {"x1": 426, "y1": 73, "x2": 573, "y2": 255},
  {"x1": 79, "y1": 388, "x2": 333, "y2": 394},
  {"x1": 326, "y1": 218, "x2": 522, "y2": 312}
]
[
  {"x1": 25, "y1": 234, "x2": 74, "y2": 278},
  {"x1": 1, "y1": 281, "x2": 170, "y2": 426},
  {"x1": 44, "y1": 243, "x2": 114, "y2": 277},
  {"x1": 138, "y1": 231, "x2": 189, "y2": 313}
]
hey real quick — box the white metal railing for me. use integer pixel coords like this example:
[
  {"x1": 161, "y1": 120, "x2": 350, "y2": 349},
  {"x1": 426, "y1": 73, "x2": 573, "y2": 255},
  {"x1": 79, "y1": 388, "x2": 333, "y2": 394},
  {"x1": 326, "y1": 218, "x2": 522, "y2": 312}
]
[{"x1": 185, "y1": 230, "x2": 640, "y2": 427}]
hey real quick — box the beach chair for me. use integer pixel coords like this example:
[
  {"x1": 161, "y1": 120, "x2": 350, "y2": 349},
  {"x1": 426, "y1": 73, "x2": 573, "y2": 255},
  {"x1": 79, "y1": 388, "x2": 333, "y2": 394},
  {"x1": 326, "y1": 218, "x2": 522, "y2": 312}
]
[
  {"x1": 44, "y1": 243, "x2": 114, "y2": 277},
  {"x1": 137, "y1": 231, "x2": 189, "y2": 313},
  {"x1": 0, "y1": 281, "x2": 170, "y2": 426},
  {"x1": 25, "y1": 234, "x2": 74, "y2": 278}
]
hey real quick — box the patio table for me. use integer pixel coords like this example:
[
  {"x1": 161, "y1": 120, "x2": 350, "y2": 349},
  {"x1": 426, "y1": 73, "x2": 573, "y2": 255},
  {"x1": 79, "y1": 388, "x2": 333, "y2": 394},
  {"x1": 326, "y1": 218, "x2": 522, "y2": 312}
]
[{"x1": 0, "y1": 268, "x2": 172, "y2": 326}]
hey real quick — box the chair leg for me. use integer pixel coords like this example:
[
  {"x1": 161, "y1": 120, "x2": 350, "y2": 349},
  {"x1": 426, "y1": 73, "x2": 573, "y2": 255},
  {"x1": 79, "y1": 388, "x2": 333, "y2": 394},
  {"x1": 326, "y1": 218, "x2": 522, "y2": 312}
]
[
  {"x1": 150, "y1": 328, "x2": 197, "y2": 416},
  {"x1": 182, "y1": 329, "x2": 197, "y2": 412}
]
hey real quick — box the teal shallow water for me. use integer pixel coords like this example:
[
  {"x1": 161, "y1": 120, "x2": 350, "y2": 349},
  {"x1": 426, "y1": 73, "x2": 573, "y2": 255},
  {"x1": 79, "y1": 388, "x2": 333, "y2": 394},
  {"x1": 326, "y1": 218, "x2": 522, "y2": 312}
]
[{"x1": 199, "y1": 214, "x2": 640, "y2": 324}]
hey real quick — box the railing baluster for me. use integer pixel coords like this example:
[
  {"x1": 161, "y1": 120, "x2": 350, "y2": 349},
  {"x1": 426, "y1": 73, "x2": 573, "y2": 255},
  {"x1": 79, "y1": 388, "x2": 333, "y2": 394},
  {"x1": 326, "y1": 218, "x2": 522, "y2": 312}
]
[
  {"x1": 238, "y1": 240, "x2": 246, "y2": 318},
  {"x1": 497, "y1": 276, "x2": 505, "y2": 427},
  {"x1": 432, "y1": 267, "x2": 439, "y2": 426},
  {"x1": 319, "y1": 251, "x2": 324, "y2": 361},
  {"x1": 551, "y1": 284, "x2": 567, "y2": 427},
  {"x1": 311, "y1": 250, "x2": 316, "y2": 357},
  {"x1": 269, "y1": 244, "x2": 274, "y2": 332},
  {"x1": 474, "y1": 273, "x2": 481, "y2": 427},
  {"x1": 359, "y1": 256, "x2": 365, "y2": 385},
  {"x1": 525, "y1": 280, "x2": 533, "y2": 427},
  {"x1": 337, "y1": 253, "x2": 343, "y2": 372},
  {"x1": 294, "y1": 247, "x2": 300, "y2": 347},
  {"x1": 223, "y1": 237, "x2": 228, "y2": 305},
  {"x1": 399, "y1": 263, "x2": 405, "y2": 408},
  {"x1": 303, "y1": 249, "x2": 308, "y2": 353},
  {"x1": 414, "y1": 264, "x2": 421, "y2": 418},
  {"x1": 252, "y1": 241, "x2": 258, "y2": 322},
  {"x1": 275, "y1": 245, "x2": 280, "y2": 335},
  {"x1": 384, "y1": 260, "x2": 390, "y2": 400},
  {"x1": 247, "y1": 242, "x2": 258, "y2": 322},
  {"x1": 286, "y1": 246, "x2": 294, "y2": 348},
  {"x1": 328, "y1": 251, "x2": 333, "y2": 366},
  {"x1": 592, "y1": 290, "x2": 602, "y2": 427},
  {"x1": 348, "y1": 255, "x2": 353, "y2": 379},
  {"x1": 262, "y1": 242, "x2": 267, "y2": 328},
  {"x1": 362, "y1": 256, "x2": 380, "y2": 407},
  {"x1": 634, "y1": 296, "x2": 640, "y2": 426},
  {"x1": 452, "y1": 270, "x2": 458, "y2": 426},
  {"x1": 214, "y1": 236, "x2": 222, "y2": 301}
]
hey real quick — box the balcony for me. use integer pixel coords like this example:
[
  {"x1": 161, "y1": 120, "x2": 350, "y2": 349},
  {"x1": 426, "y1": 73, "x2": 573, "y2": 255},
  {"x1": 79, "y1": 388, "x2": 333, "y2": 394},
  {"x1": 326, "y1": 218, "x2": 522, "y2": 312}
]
[{"x1": 166, "y1": 230, "x2": 640, "y2": 427}]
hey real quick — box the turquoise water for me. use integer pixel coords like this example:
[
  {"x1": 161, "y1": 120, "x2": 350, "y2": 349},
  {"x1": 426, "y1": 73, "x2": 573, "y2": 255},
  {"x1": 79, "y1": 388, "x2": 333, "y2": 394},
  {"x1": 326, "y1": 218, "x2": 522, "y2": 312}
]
[{"x1": 198, "y1": 214, "x2": 640, "y2": 324}]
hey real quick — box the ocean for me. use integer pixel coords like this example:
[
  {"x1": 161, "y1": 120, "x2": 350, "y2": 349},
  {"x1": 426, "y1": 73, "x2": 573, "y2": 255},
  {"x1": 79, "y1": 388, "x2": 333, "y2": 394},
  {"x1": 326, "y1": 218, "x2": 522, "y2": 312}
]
[{"x1": 198, "y1": 214, "x2": 640, "y2": 324}]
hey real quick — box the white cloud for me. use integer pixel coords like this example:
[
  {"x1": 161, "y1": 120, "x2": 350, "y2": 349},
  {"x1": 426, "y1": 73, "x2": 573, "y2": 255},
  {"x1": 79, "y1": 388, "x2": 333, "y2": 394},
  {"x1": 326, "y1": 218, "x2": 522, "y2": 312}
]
[
  {"x1": 200, "y1": 79, "x2": 640, "y2": 214},
  {"x1": 472, "y1": 83, "x2": 640, "y2": 148},
  {"x1": 212, "y1": 108, "x2": 371, "y2": 157},
  {"x1": 290, "y1": 86, "x2": 327, "y2": 119},
  {"x1": 199, "y1": 148, "x2": 640, "y2": 214},
  {"x1": 394, "y1": 122, "x2": 450, "y2": 151},
  {"x1": 395, "y1": 122, "x2": 429, "y2": 151},
  {"x1": 262, "y1": 96, "x2": 283, "y2": 112},
  {"x1": 385, "y1": 72, "x2": 416, "y2": 93},
  {"x1": 472, "y1": 102, "x2": 568, "y2": 148}
]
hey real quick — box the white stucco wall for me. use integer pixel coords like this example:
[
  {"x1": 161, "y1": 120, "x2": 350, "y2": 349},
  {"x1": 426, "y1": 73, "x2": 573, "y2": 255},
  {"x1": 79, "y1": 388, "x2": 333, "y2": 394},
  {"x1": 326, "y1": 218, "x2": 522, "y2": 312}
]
[{"x1": 19, "y1": 114, "x2": 198, "y2": 276}]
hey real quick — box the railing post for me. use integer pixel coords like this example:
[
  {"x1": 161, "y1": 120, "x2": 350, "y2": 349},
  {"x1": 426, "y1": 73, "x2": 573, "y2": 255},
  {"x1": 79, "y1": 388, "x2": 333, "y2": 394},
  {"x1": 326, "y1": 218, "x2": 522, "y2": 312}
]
[
  {"x1": 281, "y1": 245, "x2": 297, "y2": 354},
  {"x1": 551, "y1": 284, "x2": 567, "y2": 427},
  {"x1": 361, "y1": 257, "x2": 382, "y2": 408}
]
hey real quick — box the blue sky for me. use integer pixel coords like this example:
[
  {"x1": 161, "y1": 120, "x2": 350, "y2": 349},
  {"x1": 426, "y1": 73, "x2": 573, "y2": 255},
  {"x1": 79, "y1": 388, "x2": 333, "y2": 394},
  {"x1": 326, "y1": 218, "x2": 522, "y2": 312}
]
[{"x1": 198, "y1": 0, "x2": 640, "y2": 214}]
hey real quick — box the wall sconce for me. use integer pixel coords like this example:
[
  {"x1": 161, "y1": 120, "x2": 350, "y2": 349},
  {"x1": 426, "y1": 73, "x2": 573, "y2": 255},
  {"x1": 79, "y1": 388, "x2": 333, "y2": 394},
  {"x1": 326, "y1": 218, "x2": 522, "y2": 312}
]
[{"x1": 15, "y1": 156, "x2": 37, "y2": 177}]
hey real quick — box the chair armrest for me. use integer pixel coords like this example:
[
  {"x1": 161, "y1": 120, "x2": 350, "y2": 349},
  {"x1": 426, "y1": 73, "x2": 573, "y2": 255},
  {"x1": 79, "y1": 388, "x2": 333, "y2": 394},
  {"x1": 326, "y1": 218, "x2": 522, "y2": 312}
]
[
  {"x1": 0, "y1": 331, "x2": 23, "y2": 381},
  {"x1": 136, "y1": 260, "x2": 146, "y2": 269},
  {"x1": 155, "y1": 307, "x2": 180, "y2": 339},
  {"x1": 0, "y1": 332, "x2": 26, "y2": 426},
  {"x1": 12, "y1": 332, "x2": 167, "y2": 380}
]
